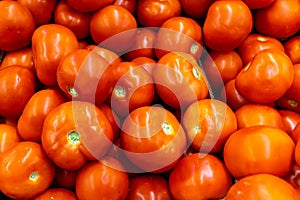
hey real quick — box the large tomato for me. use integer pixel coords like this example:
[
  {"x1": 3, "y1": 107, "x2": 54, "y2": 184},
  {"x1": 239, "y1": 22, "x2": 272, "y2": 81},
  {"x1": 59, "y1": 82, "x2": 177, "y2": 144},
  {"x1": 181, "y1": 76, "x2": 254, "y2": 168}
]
[{"x1": 0, "y1": 124, "x2": 22, "y2": 159}]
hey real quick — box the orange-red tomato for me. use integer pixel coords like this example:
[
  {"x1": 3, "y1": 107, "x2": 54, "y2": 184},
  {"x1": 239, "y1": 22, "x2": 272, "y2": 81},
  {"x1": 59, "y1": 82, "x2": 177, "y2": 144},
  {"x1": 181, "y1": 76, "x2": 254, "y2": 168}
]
[
  {"x1": 0, "y1": 124, "x2": 22, "y2": 159},
  {"x1": 183, "y1": 99, "x2": 237, "y2": 153},
  {"x1": 224, "y1": 125, "x2": 295, "y2": 179},
  {"x1": 0, "y1": 1, "x2": 36, "y2": 51},
  {"x1": 0, "y1": 47, "x2": 34, "y2": 71},
  {"x1": 31, "y1": 24, "x2": 79, "y2": 86},
  {"x1": 235, "y1": 49, "x2": 294, "y2": 104},
  {"x1": 225, "y1": 173, "x2": 298, "y2": 200},
  {"x1": 284, "y1": 164, "x2": 300, "y2": 191},
  {"x1": 284, "y1": 35, "x2": 300, "y2": 64},
  {"x1": 54, "y1": 167, "x2": 78, "y2": 190},
  {"x1": 0, "y1": 65, "x2": 36, "y2": 120},
  {"x1": 296, "y1": 140, "x2": 300, "y2": 167},
  {"x1": 114, "y1": 0, "x2": 136, "y2": 14},
  {"x1": 0, "y1": 141, "x2": 55, "y2": 199},
  {"x1": 203, "y1": 0, "x2": 253, "y2": 52},
  {"x1": 17, "y1": 89, "x2": 66, "y2": 143},
  {"x1": 278, "y1": 110, "x2": 300, "y2": 135},
  {"x1": 291, "y1": 122, "x2": 300, "y2": 143},
  {"x1": 75, "y1": 157, "x2": 129, "y2": 200},
  {"x1": 33, "y1": 188, "x2": 77, "y2": 200},
  {"x1": 66, "y1": 0, "x2": 114, "y2": 12},
  {"x1": 131, "y1": 56, "x2": 157, "y2": 75},
  {"x1": 242, "y1": 0, "x2": 276, "y2": 9},
  {"x1": 180, "y1": 0, "x2": 215, "y2": 18},
  {"x1": 169, "y1": 153, "x2": 233, "y2": 200}
]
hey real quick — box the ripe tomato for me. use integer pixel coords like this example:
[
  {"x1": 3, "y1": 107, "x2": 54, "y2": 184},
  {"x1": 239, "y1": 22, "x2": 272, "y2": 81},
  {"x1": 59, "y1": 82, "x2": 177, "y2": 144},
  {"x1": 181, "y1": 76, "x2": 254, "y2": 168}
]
[
  {"x1": 127, "y1": 174, "x2": 172, "y2": 200},
  {"x1": 54, "y1": 0, "x2": 91, "y2": 39},
  {"x1": 296, "y1": 140, "x2": 300, "y2": 167},
  {"x1": 114, "y1": 0, "x2": 137, "y2": 14},
  {"x1": 17, "y1": 0, "x2": 56, "y2": 26},
  {"x1": 225, "y1": 173, "x2": 298, "y2": 200},
  {"x1": 183, "y1": 99, "x2": 237, "y2": 153},
  {"x1": 284, "y1": 35, "x2": 300, "y2": 64},
  {"x1": 235, "y1": 104, "x2": 286, "y2": 131},
  {"x1": 155, "y1": 16, "x2": 203, "y2": 60},
  {"x1": 136, "y1": 0, "x2": 181, "y2": 27},
  {"x1": 120, "y1": 106, "x2": 187, "y2": 172},
  {"x1": 236, "y1": 33, "x2": 285, "y2": 66},
  {"x1": 75, "y1": 157, "x2": 129, "y2": 200},
  {"x1": 180, "y1": 0, "x2": 215, "y2": 18},
  {"x1": 33, "y1": 188, "x2": 77, "y2": 200},
  {"x1": 254, "y1": 0, "x2": 300, "y2": 39},
  {"x1": 0, "y1": 65, "x2": 36, "y2": 120},
  {"x1": 169, "y1": 153, "x2": 233, "y2": 200},
  {"x1": 278, "y1": 110, "x2": 300, "y2": 135},
  {"x1": 291, "y1": 122, "x2": 300, "y2": 143},
  {"x1": 203, "y1": 0, "x2": 253, "y2": 52},
  {"x1": 66, "y1": 0, "x2": 114, "y2": 12},
  {"x1": 284, "y1": 164, "x2": 300, "y2": 191},
  {"x1": 153, "y1": 52, "x2": 208, "y2": 109},
  {"x1": 131, "y1": 56, "x2": 157, "y2": 74},
  {"x1": 54, "y1": 167, "x2": 78, "y2": 190},
  {"x1": 0, "y1": 47, "x2": 34, "y2": 71},
  {"x1": 235, "y1": 49, "x2": 294, "y2": 104},
  {"x1": 242, "y1": 0, "x2": 276, "y2": 9},
  {"x1": 90, "y1": 5, "x2": 137, "y2": 52},
  {"x1": 0, "y1": 141, "x2": 55, "y2": 199},
  {"x1": 41, "y1": 101, "x2": 114, "y2": 170},
  {"x1": 0, "y1": 124, "x2": 22, "y2": 159},
  {"x1": 223, "y1": 125, "x2": 295, "y2": 179},
  {"x1": 0, "y1": 1, "x2": 36, "y2": 51},
  {"x1": 17, "y1": 89, "x2": 66, "y2": 143},
  {"x1": 32, "y1": 24, "x2": 79, "y2": 87}
]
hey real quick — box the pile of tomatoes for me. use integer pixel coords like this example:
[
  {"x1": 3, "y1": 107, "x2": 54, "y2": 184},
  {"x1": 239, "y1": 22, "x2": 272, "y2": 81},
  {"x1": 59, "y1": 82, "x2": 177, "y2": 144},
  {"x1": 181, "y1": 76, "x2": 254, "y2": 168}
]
[{"x1": 1, "y1": 0, "x2": 300, "y2": 199}]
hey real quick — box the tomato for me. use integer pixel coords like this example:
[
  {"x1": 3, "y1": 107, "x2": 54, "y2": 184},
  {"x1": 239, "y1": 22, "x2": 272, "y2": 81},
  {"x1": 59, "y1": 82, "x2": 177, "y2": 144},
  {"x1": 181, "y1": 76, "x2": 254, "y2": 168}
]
[
  {"x1": 235, "y1": 49, "x2": 294, "y2": 104},
  {"x1": 17, "y1": 89, "x2": 66, "y2": 143},
  {"x1": 0, "y1": 1, "x2": 36, "y2": 51},
  {"x1": 284, "y1": 35, "x2": 300, "y2": 64},
  {"x1": 296, "y1": 140, "x2": 300, "y2": 167},
  {"x1": 225, "y1": 173, "x2": 298, "y2": 200},
  {"x1": 66, "y1": 0, "x2": 114, "y2": 12},
  {"x1": 120, "y1": 106, "x2": 187, "y2": 172},
  {"x1": 279, "y1": 110, "x2": 300, "y2": 135},
  {"x1": 32, "y1": 24, "x2": 79, "y2": 87},
  {"x1": 114, "y1": 0, "x2": 136, "y2": 14},
  {"x1": 17, "y1": 0, "x2": 56, "y2": 26},
  {"x1": 155, "y1": 16, "x2": 203, "y2": 60},
  {"x1": 284, "y1": 164, "x2": 300, "y2": 191},
  {"x1": 75, "y1": 157, "x2": 129, "y2": 200},
  {"x1": 254, "y1": 0, "x2": 300, "y2": 39},
  {"x1": 0, "y1": 124, "x2": 22, "y2": 159},
  {"x1": 54, "y1": 167, "x2": 78, "y2": 190},
  {"x1": 235, "y1": 104, "x2": 286, "y2": 131},
  {"x1": 127, "y1": 174, "x2": 172, "y2": 200},
  {"x1": 291, "y1": 122, "x2": 300, "y2": 143},
  {"x1": 0, "y1": 47, "x2": 34, "y2": 71},
  {"x1": 90, "y1": 5, "x2": 137, "y2": 53},
  {"x1": 236, "y1": 33, "x2": 285, "y2": 66},
  {"x1": 0, "y1": 141, "x2": 55, "y2": 199},
  {"x1": 223, "y1": 125, "x2": 295, "y2": 179},
  {"x1": 131, "y1": 56, "x2": 157, "y2": 74},
  {"x1": 54, "y1": 0, "x2": 91, "y2": 39},
  {"x1": 182, "y1": 99, "x2": 237, "y2": 153},
  {"x1": 242, "y1": 0, "x2": 276, "y2": 9},
  {"x1": 153, "y1": 52, "x2": 208, "y2": 109},
  {"x1": 203, "y1": 0, "x2": 253, "y2": 52},
  {"x1": 0, "y1": 65, "x2": 36, "y2": 120},
  {"x1": 180, "y1": 0, "x2": 215, "y2": 18},
  {"x1": 136, "y1": 0, "x2": 181, "y2": 27},
  {"x1": 169, "y1": 153, "x2": 232, "y2": 200},
  {"x1": 41, "y1": 101, "x2": 114, "y2": 170},
  {"x1": 33, "y1": 188, "x2": 77, "y2": 200}
]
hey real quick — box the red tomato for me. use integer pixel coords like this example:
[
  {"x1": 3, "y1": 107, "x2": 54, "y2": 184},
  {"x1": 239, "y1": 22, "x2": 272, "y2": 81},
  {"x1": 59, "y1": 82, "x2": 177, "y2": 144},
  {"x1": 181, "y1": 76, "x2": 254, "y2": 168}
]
[
  {"x1": 17, "y1": 89, "x2": 66, "y2": 143},
  {"x1": 224, "y1": 125, "x2": 295, "y2": 179},
  {"x1": 54, "y1": 167, "x2": 78, "y2": 190},
  {"x1": 0, "y1": 124, "x2": 22, "y2": 159},
  {"x1": 0, "y1": 141, "x2": 55, "y2": 199},
  {"x1": 254, "y1": 0, "x2": 300, "y2": 39},
  {"x1": 284, "y1": 164, "x2": 300, "y2": 191},
  {"x1": 242, "y1": 0, "x2": 276, "y2": 9},
  {"x1": 296, "y1": 140, "x2": 300, "y2": 167},
  {"x1": 136, "y1": 0, "x2": 181, "y2": 27},
  {"x1": 120, "y1": 106, "x2": 187, "y2": 172},
  {"x1": 66, "y1": 0, "x2": 114, "y2": 12},
  {"x1": 31, "y1": 24, "x2": 79, "y2": 87},
  {"x1": 0, "y1": 1, "x2": 36, "y2": 51},
  {"x1": 0, "y1": 65, "x2": 36, "y2": 120},
  {"x1": 203, "y1": 0, "x2": 253, "y2": 52},
  {"x1": 54, "y1": 0, "x2": 91, "y2": 39},
  {"x1": 41, "y1": 101, "x2": 114, "y2": 170},
  {"x1": 169, "y1": 153, "x2": 233, "y2": 200},
  {"x1": 180, "y1": 0, "x2": 215, "y2": 18},
  {"x1": 131, "y1": 56, "x2": 157, "y2": 74},
  {"x1": 225, "y1": 173, "x2": 298, "y2": 200},
  {"x1": 127, "y1": 174, "x2": 172, "y2": 200},
  {"x1": 291, "y1": 122, "x2": 300, "y2": 143},
  {"x1": 114, "y1": 0, "x2": 137, "y2": 14},
  {"x1": 0, "y1": 47, "x2": 34, "y2": 71},
  {"x1": 284, "y1": 35, "x2": 300, "y2": 64},
  {"x1": 33, "y1": 188, "x2": 77, "y2": 200},
  {"x1": 235, "y1": 49, "x2": 294, "y2": 104},
  {"x1": 75, "y1": 157, "x2": 129, "y2": 200},
  {"x1": 182, "y1": 99, "x2": 237, "y2": 153},
  {"x1": 17, "y1": 0, "x2": 56, "y2": 26},
  {"x1": 279, "y1": 110, "x2": 300, "y2": 135}
]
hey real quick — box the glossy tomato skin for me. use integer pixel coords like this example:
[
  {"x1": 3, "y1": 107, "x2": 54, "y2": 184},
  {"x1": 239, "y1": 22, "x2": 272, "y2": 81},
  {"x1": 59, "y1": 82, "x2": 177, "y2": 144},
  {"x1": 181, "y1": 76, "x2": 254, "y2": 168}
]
[
  {"x1": 203, "y1": 0, "x2": 253, "y2": 52},
  {"x1": 66, "y1": 0, "x2": 114, "y2": 12},
  {"x1": 0, "y1": 141, "x2": 55, "y2": 199},
  {"x1": 75, "y1": 157, "x2": 129, "y2": 200},
  {"x1": 284, "y1": 35, "x2": 300, "y2": 64},
  {"x1": 33, "y1": 188, "x2": 77, "y2": 200},
  {"x1": 254, "y1": 0, "x2": 300, "y2": 39},
  {"x1": 32, "y1": 24, "x2": 79, "y2": 87},
  {"x1": 41, "y1": 101, "x2": 114, "y2": 170},
  {"x1": 127, "y1": 174, "x2": 172, "y2": 200},
  {"x1": 169, "y1": 153, "x2": 233, "y2": 200},
  {"x1": 284, "y1": 164, "x2": 300, "y2": 191},
  {"x1": 17, "y1": 89, "x2": 66, "y2": 143},
  {"x1": 180, "y1": 0, "x2": 215, "y2": 18},
  {"x1": 235, "y1": 49, "x2": 294, "y2": 104},
  {"x1": 225, "y1": 173, "x2": 298, "y2": 200},
  {"x1": 0, "y1": 124, "x2": 22, "y2": 159},
  {"x1": 136, "y1": 0, "x2": 181, "y2": 27},
  {"x1": 223, "y1": 125, "x2": 295, "y2": 179},
  {"x1": 131, "y1": 56, "x2": 157, "y2": 75},
  {"x1": 242, "y1": 0, "x2": 276, "y2": 9},
  {"x1": 114, "y1": 0, "x2": 137, "y2": 14},
  {"x1": 0, "y1": 47, "x2": 34, "y2": 71},
  {"x1": 296, "y1": 140, "x2": 300, "y2": 168},
  {"x1": 0, "y1": 65, "x2": 36, "y2": 120},
  {"x1": 279, "y1": 110, "x2": 300, "y2": 135},
  {"x1": 0, "y1": 1, "x2": 36, "y2": 51}
]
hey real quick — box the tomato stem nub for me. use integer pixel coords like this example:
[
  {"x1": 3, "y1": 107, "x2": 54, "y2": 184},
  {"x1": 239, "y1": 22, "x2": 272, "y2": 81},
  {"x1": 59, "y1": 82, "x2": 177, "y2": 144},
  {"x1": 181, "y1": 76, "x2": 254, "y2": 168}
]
[
  {"x1": 162, "y1": 122, "x2": 173, "y2": 135},
  {"x1": 288, "y1": 100, "x2": 298, "y2": 107},
  {"x1": 114, "y1": 86, "x2": 126, "y2": 98},
  {"x1": 29, "y1": 171, "x2": 38, "y2": 181},
  {"x1": 67, "y1": 86, "x2": 78, "y2": 97},
  {"x1": 68, "y1": 131, "x2": 80, "y2": 145}
]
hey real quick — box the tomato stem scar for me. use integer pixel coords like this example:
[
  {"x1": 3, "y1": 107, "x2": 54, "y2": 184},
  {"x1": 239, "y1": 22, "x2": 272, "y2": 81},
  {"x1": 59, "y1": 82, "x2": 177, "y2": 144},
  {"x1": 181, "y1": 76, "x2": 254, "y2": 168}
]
[
  {"x1": 114, "y1": 86, "x2": 126, "y2": 98},
  {"x1": 29, "y1": 171, "x2": 38, "y2": 181},
  {"x1": 67, "y1": 86, "x2": 78, "y2": 97},
  {"x1": 162, "y1": 122, "x2": 173, "y2": 135},
  {"x1": 67, "y1": 131, "x2": 80, "y2": 145},
  {"x1": 288, "y1": 100, "x2": 298, "y2": 107}
]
